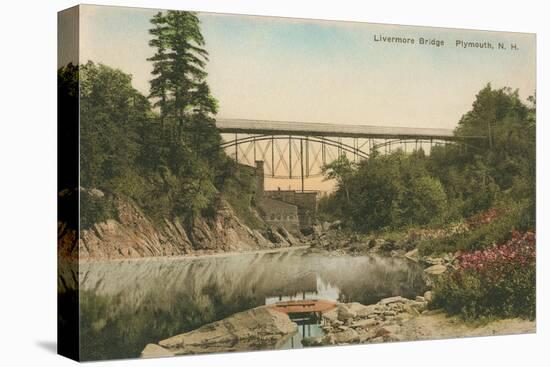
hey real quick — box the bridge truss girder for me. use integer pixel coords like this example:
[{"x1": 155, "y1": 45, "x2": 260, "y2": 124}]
[{"x1": 220, "y1": 133, "x2": 455, "y2": 184}]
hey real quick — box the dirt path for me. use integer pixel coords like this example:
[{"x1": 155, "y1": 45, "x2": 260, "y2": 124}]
[{"x1": 398, "y1": 311, "x2": 535, "y2": 341}]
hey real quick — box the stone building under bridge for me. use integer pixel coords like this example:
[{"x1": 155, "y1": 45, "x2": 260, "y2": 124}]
[{"x1": 254, "y1": 161, "x2": 317, "y2": 234}]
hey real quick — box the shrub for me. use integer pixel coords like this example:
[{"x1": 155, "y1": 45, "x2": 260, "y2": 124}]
[
  {"x1": 430, "y1": 231, "x2": 535, "y2": 320},
  {"x1": 418, "y1": 204, "x2": 526, "y2": 256},
  {"x1": 80, "y1": 190, "x2": 118, "y2": 230}
]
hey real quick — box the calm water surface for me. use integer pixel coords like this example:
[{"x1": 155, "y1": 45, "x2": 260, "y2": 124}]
[{"x1": 59, "y1": 249, "x2": 427, "y2": 360}]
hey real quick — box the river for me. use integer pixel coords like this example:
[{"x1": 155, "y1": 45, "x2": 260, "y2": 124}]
[{"x1": 58, "y1": 248, "x2": 427, "y2": 360}]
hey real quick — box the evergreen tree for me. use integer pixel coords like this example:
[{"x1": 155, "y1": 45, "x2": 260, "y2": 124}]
[
  {"x1": 147, "y1": 11, "x2": 216, "y2": 128},
  {"x1": 147, "y1": 12, "x2": 171, "y2": 125}
]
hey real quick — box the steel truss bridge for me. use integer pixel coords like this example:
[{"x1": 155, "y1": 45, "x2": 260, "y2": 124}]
[{"x1": 217, "y1": 118, "x2": 481, "y2": 183}]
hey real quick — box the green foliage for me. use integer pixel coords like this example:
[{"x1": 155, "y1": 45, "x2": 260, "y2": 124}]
[
  {"x1": 319, "y1": 84, "x2": 536, "y2": 237},
  {"x1": 80, "y1": 190, "x2": 118, "y2": 230},
  {"x1": 317, "y1": 194, "x2": 345, "y2": 223},
  {"x1": 57, "y1": 10, "x2": 238, "y2": 229},
  {"x1": 321, "y1": 155, "x2": 356, "y2": 203},
  {"x1": 430, "y1": 231, "x2": 536, "y2": 320},
  {"x1": 322, "y1": 150, "x2": 448, "y2": 232},
  {"x1": 398, "y1": 171, "x2": 448, "y2": 226},
  {"x1": 417, "y1": 204, "x2": 525, "y2": 256},
  {"x1": 147, "y1": 10, "x2": 217, "y2": 126}
]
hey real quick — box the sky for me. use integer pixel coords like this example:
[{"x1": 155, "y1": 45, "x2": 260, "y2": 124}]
[{"x1": 59, "y1": 4, "x2": 536, "y2": 191}]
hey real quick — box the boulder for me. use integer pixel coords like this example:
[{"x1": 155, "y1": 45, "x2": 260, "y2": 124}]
[
  {"x1": 367, "y1": 239, "x2": 377, "y2": 249},
  {"x1": 391, "y1": 250, "x2": 405, "y2": 257},
  {"x1": 358, "y1": 329, "x2": 378, "y2": 342},
  {"x1": 405, "y1": 248, "x2": 419, "y2": 262},
  {"x1": 88, "y1": 188, "x2": 105, "y2": 198},
  {"x1": 346, "y1": 302, "x2": 377, "y2": 317},
  {"x1": 350, "y1": 318, "x2": 379, "y2": 330},
  {"x1": 348, "y1": 242, "x2": 368, "y2": 253},
  {"x1": 369, "y1": 336, "x2": 385, "y2": 343},
  {"x1": 374, "y1": 327, "x2": 391, "y2": 338},
  {"x1": 425, "y1": 257, "x2": 445, "y2": 265},
  {"x1": 411, "y1": 301, "x2": 428, "y2": 313},
  {"x1": 424, "y1": 264, "x2": 447, "y2": 275},
  {"x1": 275, "y1": 226, "x2": 297, "y2": 245},
  {"x1": 443, "y1": 252, "x2": 455, "y2": 262},
  {"x1": 332, "y1": 328, "x2": 360, "y2": 344},
  {"x1": 337, "y1": 305, "x2": 357, "y2": 321},
  {"x1": 141, "y1": 344, "x2": 175, "y2": 358},
  {"x1": 424, "y1": 291, "x2": 433, "y2": 302},
  {"x1": 378, "y1": 296, "x2": 410, "y2": 305},
  {"x1": 380, "y1": 240, "x2": 398, "y2": 252},
  {"x1": 156, "y1": 307, "x2": 297, "y2": 355},
  {"x1": 328, "y1": 220, "x2": 342, "y2": 230},
  {"x1": 403, "y1": 304, "x2": 420, "y2": 316},
  {"x1": 301, "y1": 336, "x2": 325, "y2": 347},
  {"x1": 312, "y1": 225, "x2": 323, "y2": 237},
  {"x1": 300, "y1": 226, "x2": 314, "y2": 236},
  {"x1": 263, "y1": 227, "x2": 285, "y2": 244},
  {"x1": 322, "y1": 308, "x2": 339, "y2": 323},
  {"x1": 415, "y1": 296, "x2": 425, "y2": 302}
]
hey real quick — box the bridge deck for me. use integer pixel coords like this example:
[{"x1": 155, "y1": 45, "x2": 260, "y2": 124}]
[{"x1": 216, "y1": 118, "x2": 461, "y2": 140}]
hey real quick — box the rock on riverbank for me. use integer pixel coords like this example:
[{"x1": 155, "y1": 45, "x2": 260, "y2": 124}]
[
  {"x1": 59, "y1": 189, "x2": 301, "y2": 261},
  {"x1": 305, "y1": 295, "x2": 534, "y2": 347},
  {"x1": 141, "y1": 307, "x2": 298, "y2": 357},
  {"x1": 308, "y1": 296, "x2": 429, "y2": 345},
  {"x1": 141, "y1": 295, "x2": 535, "y2": 357},
  {"x1": 305, "y1": 220, "x2": 457, "y2": 275}
]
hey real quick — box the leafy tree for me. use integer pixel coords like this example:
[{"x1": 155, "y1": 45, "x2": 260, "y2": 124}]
[
  {"x1": 69, "y1": 10, "x2": 238, "y2": 230},
  {"x1": 400, "y1": 176, "x2": 447, "y2": 226},
  {"x1": 79, "y1": 61, "x2": 149, "y2": 190},
  {"x1": 321, "y1": 155, "x2": 356, "y2": 204},
  {"x1": 346, "y1": 152, "x2": 405, "y2": 231},
  {"x1": 319, "y1": 84, "x2": 535, "y2": 233}
]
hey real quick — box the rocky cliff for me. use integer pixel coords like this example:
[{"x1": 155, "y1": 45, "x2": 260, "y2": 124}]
[{"x1": 58, "y1": 191, "x2": 300, "y2": 261}]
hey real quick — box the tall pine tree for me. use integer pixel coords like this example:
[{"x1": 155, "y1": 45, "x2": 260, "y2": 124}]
[
  {"x1": 147, "y1": 12, "x2": 171, "y2": 125},
  {"x1": 147, "y1": 10, "x2": 217, "y2": 128}
]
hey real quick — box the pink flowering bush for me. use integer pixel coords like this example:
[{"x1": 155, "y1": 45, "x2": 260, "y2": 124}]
[
  {"x1": 457, "y1": 231, "x2": 535, "y2": 274},
  {"x1": 431, "y1": 231, "x2": 535, "y2": 320}
]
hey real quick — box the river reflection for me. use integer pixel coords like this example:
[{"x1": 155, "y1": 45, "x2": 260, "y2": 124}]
[{"x1": 59, "y1": 249, "x2": 427, "y2": 360}]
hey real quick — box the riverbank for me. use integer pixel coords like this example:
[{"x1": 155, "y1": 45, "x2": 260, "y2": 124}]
[
  {"x1": 141, "y1": 296, "x2": 535, "y2": 357},
  {"x1": 301, "y1": 224, "x2": 457, "y2": 283},
  {"x1": 303, "y1": 213, "x2": 504, "y2": 275},
  {"x1": 309, "y1": 297, "x2": 534, "y2": 346},
  {"x1": 59, "y1": 191, "x2": 303, "y2": 261},
  {"x1": 70, "y1": 247, "x2": 427, "y2": 360},
  {"x1": 77, "y1": 244, "x2": 311, "y2": 264}
]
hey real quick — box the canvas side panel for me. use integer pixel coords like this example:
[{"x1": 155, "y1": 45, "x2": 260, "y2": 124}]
[{"x1": 57, "y1": 5, "x2": 80, "y2": 362}]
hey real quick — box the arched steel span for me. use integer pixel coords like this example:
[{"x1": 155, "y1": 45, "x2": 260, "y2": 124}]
[
  {"x1": 220, "y1": 135, "x2": 370, "y2": 180},
  {"x1": 220, "y1": 135, "x2": 369, "y2": 159},
  {"x1": 219, "y1": 134, "x2": 479, "y2": 182},
  {"x1": 216, "y1": 118, "x2": 485, "y2": 187},
  {"x1": 370, "y1": 138, "x2": 482, "y2": 154}
]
